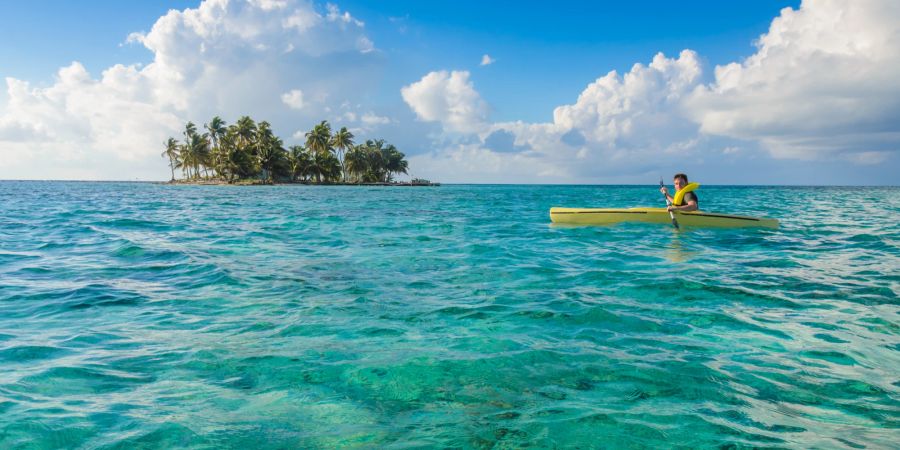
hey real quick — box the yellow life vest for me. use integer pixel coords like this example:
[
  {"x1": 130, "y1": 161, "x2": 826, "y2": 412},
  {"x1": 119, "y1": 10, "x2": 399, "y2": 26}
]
[{"x1": 674, "y1": 182, "x2": 700, "y2": 206}]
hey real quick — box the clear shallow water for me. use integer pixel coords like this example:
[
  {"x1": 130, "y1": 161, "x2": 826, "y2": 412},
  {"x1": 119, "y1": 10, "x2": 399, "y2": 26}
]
[{"x1": 0, "y1": 181, "x2": 898, "y2": 449}]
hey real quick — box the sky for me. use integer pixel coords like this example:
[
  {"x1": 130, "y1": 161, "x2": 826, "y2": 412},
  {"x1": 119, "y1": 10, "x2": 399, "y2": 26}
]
[{"x1": 0, "y1": 0, "x2": 898, "y2": 184}]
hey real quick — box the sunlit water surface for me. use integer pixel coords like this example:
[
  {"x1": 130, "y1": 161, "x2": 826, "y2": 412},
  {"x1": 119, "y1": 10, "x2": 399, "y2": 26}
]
[{"x1": 1, "y1": 182, "x2": 898, "y2": 448}]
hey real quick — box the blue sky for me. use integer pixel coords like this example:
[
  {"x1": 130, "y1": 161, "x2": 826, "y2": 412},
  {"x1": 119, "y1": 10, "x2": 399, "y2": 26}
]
[
  {"x1": 1, "y1": 1, "x2": 796, "y2": 121},
  {"x1": 1, "y1": 0, "x2": 898, "y2": 184},
  {"x1": 355, "y1": 1, "x2": 801, "y2": 123}
]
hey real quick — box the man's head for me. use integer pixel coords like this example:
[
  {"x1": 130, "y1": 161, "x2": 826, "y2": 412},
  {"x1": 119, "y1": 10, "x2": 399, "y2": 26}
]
[{"x1": 673, "y1": 173, "x2": 689, "y2": 191}]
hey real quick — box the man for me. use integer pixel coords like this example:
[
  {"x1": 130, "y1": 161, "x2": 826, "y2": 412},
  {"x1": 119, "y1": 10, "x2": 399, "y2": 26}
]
[{"x1": 659, "y1": 173, "x2": 699, "y2": 212}]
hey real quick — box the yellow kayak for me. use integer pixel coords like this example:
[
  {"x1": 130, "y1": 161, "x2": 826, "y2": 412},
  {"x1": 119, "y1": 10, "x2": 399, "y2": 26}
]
[{"x1": 549, "y1": 207, "x2": 778, "y2": 228}]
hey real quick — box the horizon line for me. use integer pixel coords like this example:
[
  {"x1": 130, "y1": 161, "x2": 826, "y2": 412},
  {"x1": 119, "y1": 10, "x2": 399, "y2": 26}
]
[{"x1": 1, "y1": 179, "x2": 898, "y2": 187}]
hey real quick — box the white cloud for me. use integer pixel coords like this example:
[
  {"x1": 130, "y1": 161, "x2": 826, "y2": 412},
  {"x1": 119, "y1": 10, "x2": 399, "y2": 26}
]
[
  {"x1": 407, "y1": 143, "x2": 567, "y2": 184},
  {"x1": 400, "y1": 70, "x2": 489, "y2": 134},
  {"x1": 0, "y1": 0, "x2": 377, "y2": 180},
  {"x1": 550, "y1": 50, "x2": 701, "y2": 145},
  {"x1": 326, "y1": 3, "x2": 364, "y2": 26},
  {"x1": 0, "y1": 113, "x2": 49, "y2": 142},
  {"x1": 360, "y1": 112, "x2": 390, "y2": 126},
  {"x1": 321, "y1": 109, "x2": 389, "y2": 135},
  {"x1": 4, "y1": 0, "x2": 898, "y2": 183},
  {"x1": 687, "y1": 0, "x2": 900, "y2": 160},
  {"x1": 405, "y1": 1, "x2": 900, "y2": 182},
  {"x1": 283, "y1": 8, "x2": 321, "y2": 32},
  {"x1": 480, "y1": 54, "x2": 495, "y2": 66},
  {"x1": 250, "y1": 0, "x2": 289, "y2": 11},
  {"x1": 356, "y1": 36, "x2": 375, "y2": 53},
  {"x1": 281, "y1": 89, "x2": 304, "y2": 109},
  {"x1": 407, "y1": 51, "x2": 706, "y2": 182},
  {"x1": 2, "y1": 62, "x2": 183, "y2": 157}
]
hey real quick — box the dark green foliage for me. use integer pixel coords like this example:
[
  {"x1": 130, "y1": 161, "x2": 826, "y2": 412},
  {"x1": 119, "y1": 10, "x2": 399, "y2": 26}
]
[
  {"x1": 160, "y1": 117, "x2": 408, "y2": 184},
  {"x1": 345, "y1": 139, "x2": 409, "y2": 183}
]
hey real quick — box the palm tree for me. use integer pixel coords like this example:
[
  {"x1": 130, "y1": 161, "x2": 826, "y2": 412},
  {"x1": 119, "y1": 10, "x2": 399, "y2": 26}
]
[
  {"x1": 382, "y1": 144, "x2": 408, "y2": 182},
  {"x1": 330, "y1": 126, "x2": 354, "y2": 182},
  {"x1": 235, "y1": 116, "x2": 256, "y2": 148},
  {"x1": 222, "y1": 127, "x2": 256, "y2": 182},
  {"x1": 165, "y1": 116, "x2": 410, "y2": 185},
  {"x1": 180, "y1": 132, "x2": 210, "y2": 180},
  {"x1": 218, "y1": 130, "x2": 237, "y2": 182},
  {"x1": 322, "y1": 152, "x2": 341, "y2": 182},
  {"x1": 366, "y1": 139, "x2": 387, "y2": 182},
  {"x1": 161, "y1": 137, "x2": 179, "y2": 181},
  {"x1": 256, "y1": 122, "x2": 285, "y2": 182},
  {"x1": 344, "y1": 144, "x2": 367, "y2": 183},
  {"x1": 180, "y1": 122, "x2": 200, "y2": 178},
  {"x1": 205, "y1": 116, "x2": 227, "y2": 178},
  {"x1": 183, "y1": 121, "x2": 197, "y2": 140},
  {"x1": 288, "y1": 145, "x2": 312, "y2": 182},
  {"x1": 304, "y1": 120, "x2": 332, "y2": 183},
  {"x1": 220, "y1": 124, "x2": 253, "y2": 181},
  {"x1": 308, "y1": 150, "x2": 341, "y2": 183},
  {"x1": 255, "y1": 121, "x2": 272, "y2": 179}
]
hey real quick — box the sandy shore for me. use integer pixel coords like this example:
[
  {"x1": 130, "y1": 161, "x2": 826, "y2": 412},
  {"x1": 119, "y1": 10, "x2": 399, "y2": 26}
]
[{"x1": 159, "y1": 179, "x2": 440, "y2": 186}]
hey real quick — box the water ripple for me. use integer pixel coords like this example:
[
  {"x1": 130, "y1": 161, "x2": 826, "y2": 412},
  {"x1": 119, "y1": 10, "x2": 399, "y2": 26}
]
[{"x1": 0, "y1": 182, "x2": 898, "y2": 448}]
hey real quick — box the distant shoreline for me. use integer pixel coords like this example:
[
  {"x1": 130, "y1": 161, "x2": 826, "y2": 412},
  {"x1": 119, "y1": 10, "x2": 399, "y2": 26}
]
[
  {"x1": 1, "y1": 180, "x2": 897, "y2": 187},
  {"x1": 162, "y1": 117, "x2": 416, "y2": 186},
  {"x1": 158, "y1": 179, "x2": 441, "y2": 187}
]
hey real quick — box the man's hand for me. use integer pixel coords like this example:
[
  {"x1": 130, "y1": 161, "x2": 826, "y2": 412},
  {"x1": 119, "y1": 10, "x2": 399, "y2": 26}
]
[
  {"x1": 660, "y1": 186, "x2": 669, "y2": 195},
  {"x1": 667, "y1": 205, "x2": 676, "y2": 212}
]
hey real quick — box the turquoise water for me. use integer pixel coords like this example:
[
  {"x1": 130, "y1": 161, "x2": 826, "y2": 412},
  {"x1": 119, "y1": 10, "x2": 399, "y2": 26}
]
[{"x1": 1, "y1": 181, "x2": 898, "y2": 449}]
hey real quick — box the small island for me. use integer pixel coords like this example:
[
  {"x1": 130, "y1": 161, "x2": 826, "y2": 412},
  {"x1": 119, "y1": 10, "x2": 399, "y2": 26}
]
[{"x1": 161, "y1": 116, "x2": 438, "y2": 186}]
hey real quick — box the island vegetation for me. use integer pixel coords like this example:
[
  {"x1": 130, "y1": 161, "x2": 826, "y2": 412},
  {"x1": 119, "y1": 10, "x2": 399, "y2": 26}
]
[{"x1": 161, "y1": 116, "x2": 431, "y2": 185}]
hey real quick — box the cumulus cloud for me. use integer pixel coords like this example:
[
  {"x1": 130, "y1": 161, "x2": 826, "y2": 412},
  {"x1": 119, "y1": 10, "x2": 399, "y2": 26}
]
[
  {"x1": 484, "y1": 129, "x2": 527, "y2": 153},
  {"x1": 480, "y1": 54, "x2": 495, "y2": 66},
  {"x1": 404, "y1": 0, "x2": 900, "y2": 183},
  {"x1": 2, "y1": 62, "x2": 184, "y2": 163},
  {"x1": 5, "y1": 0, "x2": 898, "y2": 183},
  {"x1": 407, "y1": 143, "x2": 567, "y2": 184},
  {"x1": 0, "y1": 116, "x2": 49, "y2": 142},
  {"x1": 281, "y1": 89, "x2": 304, "y2": 109},
  {"x1": 360, "y1": 112, "x2": 390, "y2": 126},
  {"x1": 550, "y1": 50, "x2": 701, "y2": 146},
  {"x1": 400, "y1": 70, "x2": 489, "y2": 134},
  {"x1": 0, "y1": 0, "x2": 376, "y2": 180},
  {"x1": 687, "y1": 0, "x2": 900, "y2": 160},
  {"x1": 406, "y1": 51, "x2": 706, "y2": 182},
  {"x1": 326, "y1": 2, "x2": 364, "y2": 27}
]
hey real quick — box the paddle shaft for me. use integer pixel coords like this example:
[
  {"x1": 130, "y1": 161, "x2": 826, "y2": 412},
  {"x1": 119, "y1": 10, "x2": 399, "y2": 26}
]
[{"x1": 659, "y1": 180, "x2": 679, "y2": 229}]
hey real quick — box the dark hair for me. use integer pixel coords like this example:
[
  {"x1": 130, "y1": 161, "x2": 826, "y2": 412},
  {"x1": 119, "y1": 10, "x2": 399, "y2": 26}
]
[{"x1": 673, "y1": 173, "x2": 689, "y2": 183}]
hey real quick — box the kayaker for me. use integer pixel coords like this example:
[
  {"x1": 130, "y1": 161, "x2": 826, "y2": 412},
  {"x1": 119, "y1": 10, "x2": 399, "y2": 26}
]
[{"x1": 660, "y1": 173, "x2": 699, "y2": 212}]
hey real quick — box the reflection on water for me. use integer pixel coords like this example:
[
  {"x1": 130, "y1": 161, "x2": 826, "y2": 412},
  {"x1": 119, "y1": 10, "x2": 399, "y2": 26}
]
[{"x1": 665, "y1": 231, "x2": 699, "y2": 262}]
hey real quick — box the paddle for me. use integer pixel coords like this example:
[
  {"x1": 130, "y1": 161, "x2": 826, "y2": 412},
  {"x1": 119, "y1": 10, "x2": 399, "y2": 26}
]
[{"x1": 659, "y1": 179, "x2": 679, "y2": 229}]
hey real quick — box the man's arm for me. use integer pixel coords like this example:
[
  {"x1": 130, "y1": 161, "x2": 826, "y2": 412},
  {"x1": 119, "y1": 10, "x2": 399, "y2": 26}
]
[
  {"x1": 666, "y1": 193, "x2": 698, "y2": 212},
  {"x1": 668, "y1": 200, "x2": 698, "y2": 212}
]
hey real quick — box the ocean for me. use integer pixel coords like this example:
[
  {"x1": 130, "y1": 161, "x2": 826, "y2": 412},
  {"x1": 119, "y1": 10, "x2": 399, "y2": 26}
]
[{"x1": 1, "y1": 181, "x2": 898, "y2": 448}]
